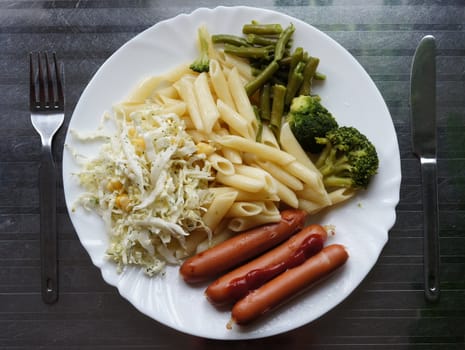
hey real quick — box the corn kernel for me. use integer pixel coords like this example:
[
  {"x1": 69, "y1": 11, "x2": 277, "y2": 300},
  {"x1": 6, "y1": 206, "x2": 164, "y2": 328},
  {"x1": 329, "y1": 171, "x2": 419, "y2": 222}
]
[
  {"x1": 128, "y1": 127, "x2": 137, "y2": 138},
  {"x1": 106, "y1": 180, "x2": 123, "y2": 192},
  {"x1": 132, "y1": 137, "x2": 146, "y2": 156},
  {"x1": 196, "y1": 142, "x2": 215, "y2": 156},
  {"x1": 115, "y1": 193, "x2": 130, "y2": 211}
]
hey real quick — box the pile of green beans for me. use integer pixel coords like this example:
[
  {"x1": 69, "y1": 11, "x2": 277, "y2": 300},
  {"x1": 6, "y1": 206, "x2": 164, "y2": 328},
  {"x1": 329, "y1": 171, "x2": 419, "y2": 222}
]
[{"x1": 212, "y1": 21, "x2": 325, "y2": 140}]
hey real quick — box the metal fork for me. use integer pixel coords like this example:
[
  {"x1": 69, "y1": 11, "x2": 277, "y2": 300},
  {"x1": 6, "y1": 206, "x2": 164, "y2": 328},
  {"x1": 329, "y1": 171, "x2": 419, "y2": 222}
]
[{"x1": 29, "y1": 52, "x2": 65, "y2": 304}]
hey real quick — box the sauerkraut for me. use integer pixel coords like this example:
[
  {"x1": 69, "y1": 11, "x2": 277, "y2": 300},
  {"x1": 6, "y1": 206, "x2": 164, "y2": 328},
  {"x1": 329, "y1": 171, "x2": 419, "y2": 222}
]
[{"x1": 76, "y1": 103, "x2": 213, "y2": 276}]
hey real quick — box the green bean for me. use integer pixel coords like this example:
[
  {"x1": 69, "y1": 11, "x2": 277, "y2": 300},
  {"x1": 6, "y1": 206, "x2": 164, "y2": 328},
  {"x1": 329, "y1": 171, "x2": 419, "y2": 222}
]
[
  {"x1": 270, "y1": 84, "x2": 287, "y2": 136},
  {"x1": 299, "y1": 56, "x2": 320, "y2": 95},
  {"x1": 224, "y1": 44, "x2": 271, "y2": 60},
  {"x1": 314, "y1": 71, "x2": 326, "y2": 80},
  {"x1": 245, "y1": 60, "x2": 280, "y2": 96},
  {"x1": 242, "y1": 23, "x2": 283, "y2": 35},
  {"x1": 285, "y1": 61, "x2": 305, "y2": 105},
  {"x1": 287, "y1": 47, "x2": 304, "y2": 82},
  {"x1": 246, "y1": 34, "x2": 279, "y2": 46},
  {"x1": 253, "y1": 105, "x2": 263, "y2": 142},
  {"x1": 259, "y1": 84, "x2": 271, "y2": 121},
  {"x1": 211, "y1": 34, "x2": 250, "y2": 47},
  {"x1": 274, "y1": 24, "x2": 295, "y2": 61}
]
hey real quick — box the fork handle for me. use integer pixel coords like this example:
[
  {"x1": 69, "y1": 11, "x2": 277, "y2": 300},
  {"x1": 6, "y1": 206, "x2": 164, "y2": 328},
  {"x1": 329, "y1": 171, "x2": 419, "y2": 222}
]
[{"x1": 39, "y1": 145, "x2": 58, "y2": 304}]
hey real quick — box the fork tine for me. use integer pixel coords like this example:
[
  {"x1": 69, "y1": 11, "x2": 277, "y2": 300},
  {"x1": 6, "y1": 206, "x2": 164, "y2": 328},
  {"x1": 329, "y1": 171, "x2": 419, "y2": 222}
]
[
  {"x1": 37, "y1": 52, "x2": 46, "y2": 109},
  {"x1": 45, "y1": 53, "x2": 54, "y2": 108},
  {"x1": 29, "y1": 52, "x2": 37, "y2": 108},
  {"x1": 53, "y1": 53, "x2": 64, "y2": 109}
]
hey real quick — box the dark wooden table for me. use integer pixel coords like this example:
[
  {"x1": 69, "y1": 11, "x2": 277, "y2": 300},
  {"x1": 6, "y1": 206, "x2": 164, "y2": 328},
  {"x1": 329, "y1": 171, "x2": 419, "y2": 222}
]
[{"x1": 1, "y1": 1, "x2": 464, "y2": 348}]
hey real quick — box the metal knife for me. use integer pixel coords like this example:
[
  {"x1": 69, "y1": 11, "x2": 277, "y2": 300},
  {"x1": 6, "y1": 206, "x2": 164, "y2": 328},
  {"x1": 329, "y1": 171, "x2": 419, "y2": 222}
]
[{"x1": 410, "y1": 35, "x2": 440, "y2": 302}]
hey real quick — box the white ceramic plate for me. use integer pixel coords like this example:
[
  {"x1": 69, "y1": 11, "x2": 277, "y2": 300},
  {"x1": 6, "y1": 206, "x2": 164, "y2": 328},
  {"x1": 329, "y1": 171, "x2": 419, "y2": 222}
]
[{"x1": 62, "y1": 6, "x2": 401, "y2": 340}]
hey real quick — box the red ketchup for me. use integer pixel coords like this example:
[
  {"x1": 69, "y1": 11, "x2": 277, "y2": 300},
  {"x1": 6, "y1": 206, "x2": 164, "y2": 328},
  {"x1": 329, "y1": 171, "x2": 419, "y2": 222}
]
[{"x1": 226, "y1": 234, "x2": 324, "y2": 300}]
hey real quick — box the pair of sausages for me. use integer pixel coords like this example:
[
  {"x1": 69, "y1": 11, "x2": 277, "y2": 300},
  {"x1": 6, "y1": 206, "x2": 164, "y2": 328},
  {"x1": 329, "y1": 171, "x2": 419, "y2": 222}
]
[{"x1": 179, "y1": 209, "x2": 349, "y2": 326}]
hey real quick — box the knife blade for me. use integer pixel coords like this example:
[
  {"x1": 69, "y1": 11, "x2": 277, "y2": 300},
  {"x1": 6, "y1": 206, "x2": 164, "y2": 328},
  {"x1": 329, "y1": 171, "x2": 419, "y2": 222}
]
[{"x1": 410, "y1": 35, "x2": 440, "y2": 302}]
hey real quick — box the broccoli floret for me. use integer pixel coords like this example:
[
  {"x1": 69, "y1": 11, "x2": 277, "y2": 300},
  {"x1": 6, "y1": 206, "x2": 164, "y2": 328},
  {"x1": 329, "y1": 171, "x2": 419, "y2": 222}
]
[
  {"x1": 287, "y1": 95, "x2": 338, "y2": 153},
  {"x1": 190, "y1": 26, "x2": 210, "y2": 73},
  {"x1": 315, "y1": 126, "x2": 379, "y2": 190}
]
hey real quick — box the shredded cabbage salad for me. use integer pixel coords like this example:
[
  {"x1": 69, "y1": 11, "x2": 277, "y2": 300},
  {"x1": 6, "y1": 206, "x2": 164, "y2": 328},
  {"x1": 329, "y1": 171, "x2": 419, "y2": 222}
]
[{"x1": 75, "y1": 104, "x2": 213, "y2": 276}]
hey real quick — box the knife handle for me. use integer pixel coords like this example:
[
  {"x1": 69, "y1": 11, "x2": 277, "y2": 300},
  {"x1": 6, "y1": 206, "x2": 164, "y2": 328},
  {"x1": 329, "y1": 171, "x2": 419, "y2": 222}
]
[{"x1": 420, "y1": 157, "x2": 440, "y2": 302}]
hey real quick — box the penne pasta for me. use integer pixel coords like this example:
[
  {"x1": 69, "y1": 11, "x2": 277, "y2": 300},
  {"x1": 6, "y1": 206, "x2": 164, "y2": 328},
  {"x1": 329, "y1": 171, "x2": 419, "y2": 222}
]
[
  {"x1": 222, "y1": 52, "x2": 254, "y2": 81},
  {"x1": 272, "y1": 177, "x2": 299, "y2": 208},
  {"x1": 261, "y1": 124, "x2": 280, "y2": 149},
  {"x1": 225, "y1": 201, "x2": 263, "y2": 217},
  {"x1": 208, "y1": 153, "x2": 235, "y2": 176},
  {"x1": 296, "y1": 183, "x2": 332, "y2": 206},
  {"x1": 228, "y1": 213, "x2": 281, "y2": 232},
  {"x1": 194, "y1": 72, "x2": 220, "y2": 133},
  {"x1": 216, "y1": 135, "x2": 295, "y2": 165},
  {"x1": 202, "y1": 190, "x2": 238, "y2": 232},
  {"x1": 287, "y1": 160, "x2": 325, "y2": 188},
  {"x1": 297, "y1": 198, "x2": 329, "y2": 215},
  {"x1": 208, "y1": 186, "x2": 279, "y2": 202},
  {"x1": 209, "y1": 59, "x2": 236, "y2": 109},
  {"x1": 328, "y1": 188, "x2": 355, "y2": 205},
  {"x1": 227, "y1": 67, "x2": 257, "y2": 130},
  {"x1": 254, "y1": 158, "x2": 304, "y2": 191},
  {"x1": 257, "y1": 201, "x2": 280, "y2": 217},
  {"x1": 279, "y1": 121, "x2": 320, "y2": 174},
  {"x1": 126, "y1": 63, "x2": 191, "y2": 102},
  {"x1": 173, "y1": 77, "x2": 204, "y2": 131},
  {"x1": 215, "y1": 172, "x2": 265, "y2": 193},
  {"x1": 221, "y1": 148, "x2": 243, "y2": 164},
  {"x1": 235, "y1": 164, "x2": 277, "y2": 195},
  {"x1": 217, "y1": 99, "x2": 255, "y2": 139}
]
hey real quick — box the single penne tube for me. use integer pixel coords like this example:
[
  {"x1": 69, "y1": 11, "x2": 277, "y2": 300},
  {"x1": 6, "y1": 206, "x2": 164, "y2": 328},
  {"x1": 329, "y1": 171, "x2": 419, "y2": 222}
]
[
  {"x1": 159, "y1": 101, "x2": 187, "y2": 116},
  {"x1": 216, "y1": 172, "x2": 266, "y2": 193},
  {"x1": 126, "y1": 63, "x2": 191, "y2": 102},
  {"x1": 207, "y1": 186, "x2": 236, "y2": 196},
  {"x1": 210, "y1": 186, "x2": 279, "y2": 202},
  {"x1": 217, "y1": 99, "x2": 255, "y2": 139},
  {"x1": 222, "y1": 147, "x2": 243, "y2": 164},
  {"x1": 235, "y1": 164, "x2": 277, "y2": 195},
  {"x1": 273, "y1": 177, "x2": 299, "y2": 208},
  {"x1": 328, "y1": 188, "x2": 355, "y2": 205},
  {"x1": 257, "y1": 200, "x2": 280, "y2": 216},
  {"x1": 254, "y1": 158, "x2": 304, "y2": 191},
  {"x1": 173, "y1": 77, "x2": 204, "y2": 131},
  {"x1": 222, "y1": 52, "x2": 254, "y2": 81},
  {"x1": 154, "y1": 86, "x2": 179, "y2": 101},
  {"x1": 228, "y1": 213, "x2": 281, "y2": 232},
  {"x1": 202, "y1": 190, "x2": 238, "y2": 232},
  {"x1": 227, "y1": 67, "x2": 257, "y2": 126},
  {"x1": 261, "y1": 124, "x2": 280, "y2": 149},
  {"x1": 279, "y1": 121, "x2": 320, "y2": 174},
  {"x1": 216, "y1": 135, "x2": 295, "y2": 165},
  {"x1": 208, "y1": 153, "x2": 235, "y2": 176},
  {"x1": 235, "y1": 189, "x2": 280, "y2": 202},
  {"x1": 297, "y1": 198, "x2": 329, "y2": 215},
  {"x1": 296, "y1": 183, "x2": 332, "y2": 206},
  {"x1": 209, "y1": 59, "x2": 236, "y2": 108},
  {"x1": 287, "y1": 161, "x2": 330, "y2": 205},
  {"x1": 215, "y1": 128, "x2": 243, "y2": 164},
  {"x1": 287, "y1": 160, "x2": 324, "y2": 187},
  {"x1": 194, "y1": 72, "x2": 220, "y2": 133},
  {"x1": 225, "y1": 201, "x2": 263, "y2": 217}
]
